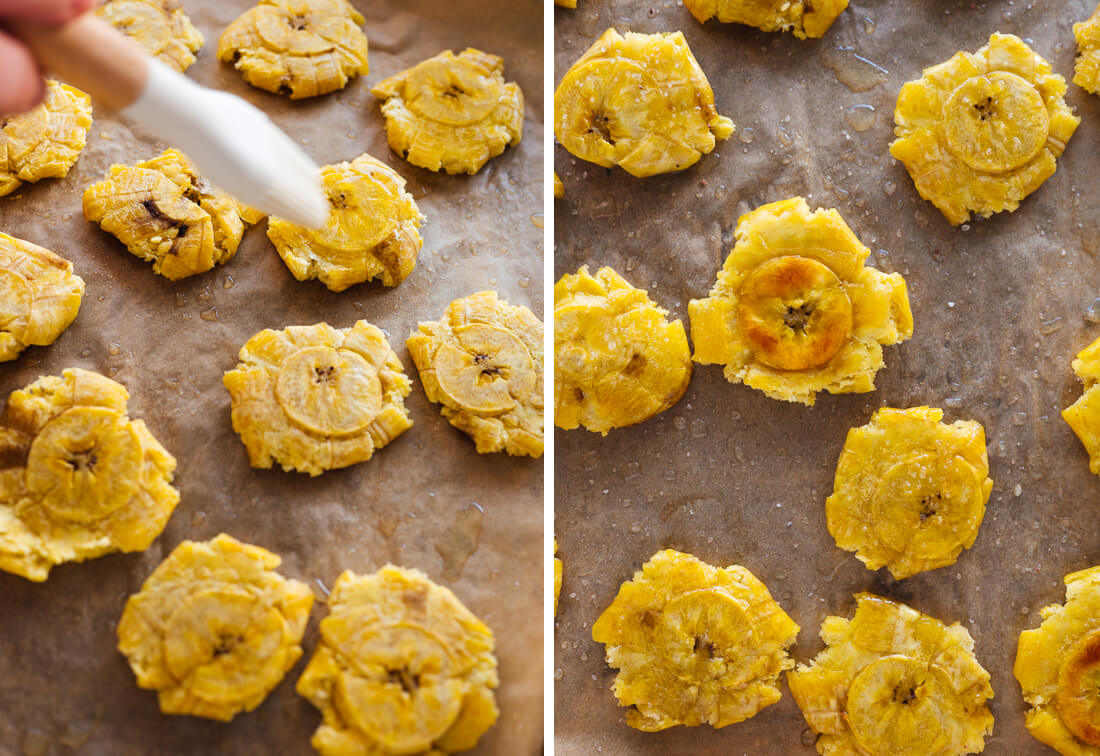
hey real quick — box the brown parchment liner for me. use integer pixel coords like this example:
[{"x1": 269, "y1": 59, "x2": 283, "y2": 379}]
[
  {"x1": 555, "y1": 0, "x2": 1100, "y2": 753},
  {"x1": 0, "y1": 1, "x2": 543, "y2": 753}
]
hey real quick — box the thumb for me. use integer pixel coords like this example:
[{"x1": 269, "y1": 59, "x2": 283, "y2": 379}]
[
  {"x1": 0, "y1": 29, "x2": 45, "y2": 119},
  {"x1": 0, "y1": 0, "x2": 95, "y2": 26}
]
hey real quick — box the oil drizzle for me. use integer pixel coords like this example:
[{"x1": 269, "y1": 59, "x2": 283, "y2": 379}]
[
  {"x1": 845, "y1": 104, "x2": 877, "y2": 131},
  {"x1": 377, "y1": 511, "x2": 401, "y2": 538},
  {"x1": 821, "y1": 46, "x2": 889, "y2": 92},
  {"x1": 22, "y1": 731, "x2": 49, "y2": 756},
  {"x1": 435, "y1": 503, "x2": 483, "y2": 580},
  {"x1": 57, "y1": 723, "x2": 92, "y2": 749}
]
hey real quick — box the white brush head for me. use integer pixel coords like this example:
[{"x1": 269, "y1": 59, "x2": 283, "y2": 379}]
[{"x1": 121, "y1": 60, "x2": 328, "y2": 229}]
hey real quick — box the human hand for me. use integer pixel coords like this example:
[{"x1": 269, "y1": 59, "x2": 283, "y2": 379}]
[{"x1": 0, "y1": 0, "x2": 95, "y2": 118}]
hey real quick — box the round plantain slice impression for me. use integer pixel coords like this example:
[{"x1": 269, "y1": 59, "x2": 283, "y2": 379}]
[
  {"x1": 117, "y1": 533, "x2": 313, "y2": 722},
  {"x1": 0, "y1": 368, "x2": 178, "y2": 582},
  {"x1": 891, "y1": 33, "x2": 1080, "y2": 225},
  {"x1": 83, "y1": 148, "x2": 264, "y2": 281},
  {"x1": 223, "y1": 320, "x2": 413, "y2": 476},
  {"x1": 407, "y1": 290, "x2": 543, "y2": 457},
  {"x1": 592, "y1": 549, "x2": 799, "y2": 731},
  {"x1": 296, "y1": 565, "x2": 499, "y2": 756},
  {"x1": 95, "y1": 0, "x2": 204, "y2": 72},
  {"x1": 555, "y1": 265, "x2": 691, "y2": 435},
  {"x1": 1015, "y1": 566, "x2": 1100, "y2": 754},
  {"x1": 267, "y1": 153, "x2": 424, "y2": 292},
  {"x1": 0, "y1": 231, "x2": 84, "y2": 362},
  {"x1": 735, "y1": 255, "x2": 854, "y2": 372},
  {"x1": 827, "y1": 406, "x2": 993, "y2": 580},
  {"x1": 275, "y1": 346, "x2": 382, "y2": 436},
  {"x1": 372, "y1": 48, "x2": 524, "y2": 175},
  {"x1": 689, "y1": 197, "x2": 913, "y2": 406},
  {"x1": 554, "y1": 28, "x2": 733, "y2": 178},
  {"x1": 0, "y1": 79, "x2": 92, "y2": 198},
  {"x1": 218, "y1": 0, "x2": 369, "y2": 99},
  {"x1": 789, "y1": 594, "x2": 994, "y2": 756}
]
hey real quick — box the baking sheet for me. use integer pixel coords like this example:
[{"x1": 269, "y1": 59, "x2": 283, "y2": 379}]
[
  {"x1": 0, "y1": 1, "x2": 543, "y2": 753},
  {"x1": 554, "y1": 0, "x2": 1100, "y2": 752}
]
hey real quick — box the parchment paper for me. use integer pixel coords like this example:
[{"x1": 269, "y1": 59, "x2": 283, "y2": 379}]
[
  {"x1": 0, "y1": 1, "x2": 543, "y2": 753},
  {"x1": 554, "y1": 1, "x2": 1100, "y2": 752}
]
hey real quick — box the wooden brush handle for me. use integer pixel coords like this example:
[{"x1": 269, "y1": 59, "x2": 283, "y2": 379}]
[{"x1": 11, "y1": 13, "x2": 150, "y2": 111}]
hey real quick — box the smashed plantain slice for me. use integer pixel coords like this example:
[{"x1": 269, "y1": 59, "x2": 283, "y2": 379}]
[
  {"x1": 554, "y1": 0, "x2": 577, "y2": 7},
  {"x1": 592, "y1": 549, "x2": 798, "y2": 731},
  {"x1": 683, "y1": 0, "x2": 847, "y2": 39},
  {"x1": 0, "y1": 368, "x2": 178, "y2": 582},
  {"x1": 0, "y1": 232, "x2": 84, "y2": 362},
  {"x1": 790, "y1": 594, "x2": 994, "y2": 756},
  {"x1": 555, "y1": 265, "x2": 691, "y2": 435},
  {"x1": 223, "y1": 320, "x2": 412, "y2": 476},
  {"x1": 689, "y1": 197, "x2": 912, "y2": 406},
  {"x1": 554, "y1": 539, "x2": 562, "y2": 616},
  {"x1": 554, "y1": 28, "x2": 733, "y2": 178},
  {"x1": 827, "y1": 406, "x2": 993, "y2": 580},
  {"x1": 1077, "y1": 5, "x2": 1100, "y2": 94},
  {"x1": 553, "y1": 173, "x2": 564, "y2": 198},
  {"x1": 372, "y1": 48, "x2": 524, "y2": 175},
  {"x1": 267, "y1": 153, "x2": 424, "y2": 292},
  {"x1": 891, "y1": 32, "x2": 1079, "y2": 225},
  {"x1": 118, "y1": 533, "x2": 313, "y2": 722},
  {"x1": 0, "y1": 80, "x2": 92, "y2": 198},
  {"x1": 1062, "y1": 336, "x2": 1100, "y2": 478},
  {"x1": 218, "y1": 0, "x2": 369, "y2": 99},
  {"x1": 407, "y1": 291, "x2": 543, "y2": 457},
  {"x1": 297, "y1": 565, "x2": 499, "y2": 756},
  {"x1": 1016, "y1": 567, "x2": 1100, "y2": 754},
  {"x1": 95, "y1": 0, "x2": 204, "y2": 72},
  {"x1": 83, "y1": 148, "x2": 264, "y2": 281}
]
